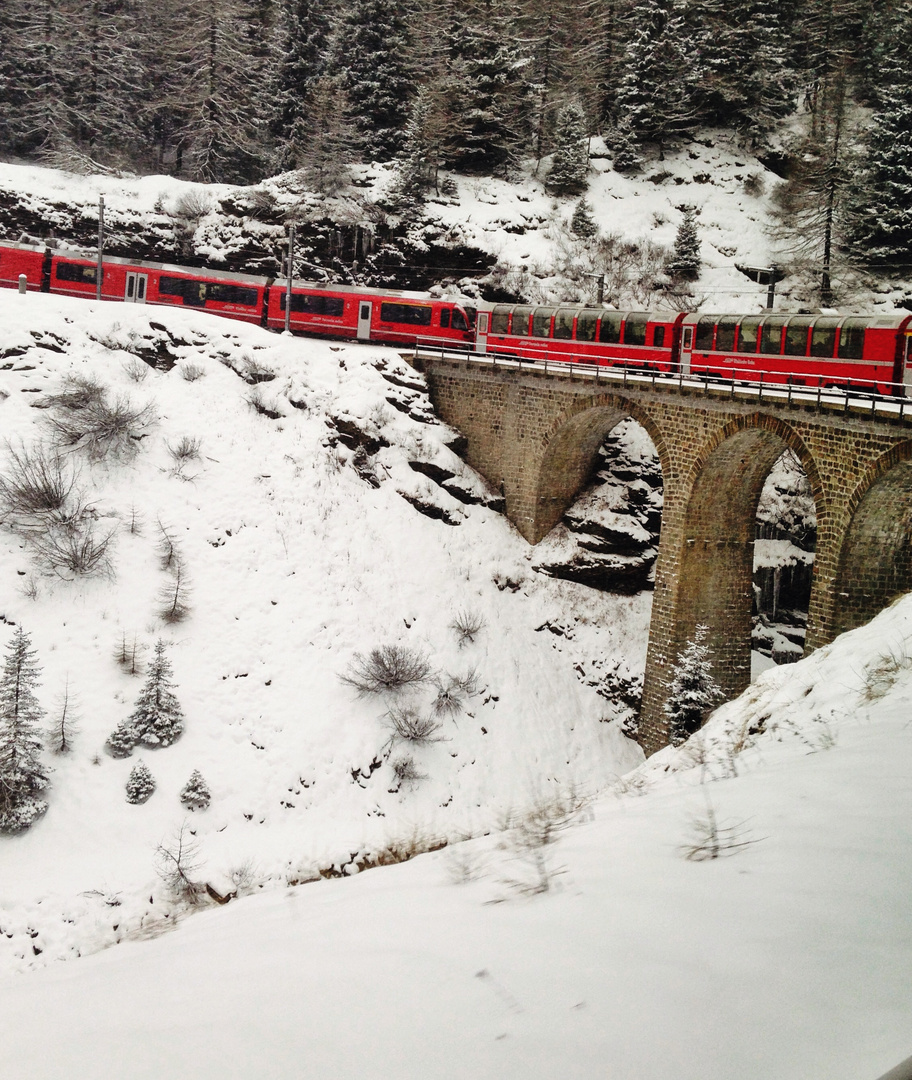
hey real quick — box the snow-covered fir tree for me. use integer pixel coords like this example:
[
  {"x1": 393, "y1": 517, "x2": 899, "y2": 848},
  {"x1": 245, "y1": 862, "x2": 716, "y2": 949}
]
[
  {"x1": 663, "y1": 625, "x2": 724, "y2": 746},
  {"x1": 329, "y1": 0, "x2": 415, "y2": 161},
  {"x1": 570, "y1": 198, "x2": 598, "y2": 238},
  {"x1": 268, "y1": 0, "x2": 331, "y2": 169},
  {"x1": 667, "y1": 205, "x2": 701, "y2": 280},
  {"x1": 546, "y1": 101, "x2": 589, "y2": 196},
  {"x1": 180, "y1": 769, "x2": 211, "y2": 810},
  {"x1": 850, "y1": 7, "x2": 912, "y2": 265},
  {"x1": 125, "y1": 760, "x2": 156, "y2": 804},
  {"x1": 0, "y1": 627, "x2": 49, "y2": 833},
  {"x1": 124, "y1": 639, "x2": 185, "y2": 750}
]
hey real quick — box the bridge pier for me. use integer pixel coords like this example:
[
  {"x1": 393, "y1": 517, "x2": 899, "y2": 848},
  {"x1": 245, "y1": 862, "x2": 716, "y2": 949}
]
[{"x1": 418, "y1": 356, "x2": 912, "y2": 755}]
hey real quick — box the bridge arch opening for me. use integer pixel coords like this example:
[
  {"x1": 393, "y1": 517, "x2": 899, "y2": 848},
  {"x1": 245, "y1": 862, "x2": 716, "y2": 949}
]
[
  {"x1": 673, "y1": 419, "x2": 820, "y2": 708},
  {"x1": 832, "y1": 447, "x2": 912, "y2": 638}
]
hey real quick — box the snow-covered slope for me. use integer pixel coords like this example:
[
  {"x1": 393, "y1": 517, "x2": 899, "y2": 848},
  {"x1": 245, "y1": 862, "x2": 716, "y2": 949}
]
[
  {"x1": 0, "y1": 289, "x2": 645, "y2": 970},
  {"x1": 1, "y1": 579, "x2": 910, "y2": 1080}
]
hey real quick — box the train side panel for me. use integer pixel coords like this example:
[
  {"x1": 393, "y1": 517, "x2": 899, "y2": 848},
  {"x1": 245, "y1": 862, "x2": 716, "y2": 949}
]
[{"x1": 0, "y1": 244, "x2": 46, "y2": 291}]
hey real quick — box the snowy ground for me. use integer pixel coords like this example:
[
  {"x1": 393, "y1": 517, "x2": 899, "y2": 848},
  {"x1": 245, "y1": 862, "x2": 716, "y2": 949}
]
[{"x1": 1, "y1": 290, "x2": 909, "y2": 1079}]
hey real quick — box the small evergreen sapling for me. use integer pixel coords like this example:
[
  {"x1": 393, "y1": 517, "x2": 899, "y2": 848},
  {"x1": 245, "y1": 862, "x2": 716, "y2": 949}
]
[
  {"x1": 0, "y1": 627, "x2": 49, "y2": 833},
  {"x1": 180, "y1": 769, "x2": 210, "y2": 810},
  {"x1": 106, "y1": 639, "x2": 184, "y2": 756},
  {"x1": 663, "y1": 625, "x2": 724, "y2": 746},
  {"x1": 125, "y1": 760, "x2": 155, "y2": 804},
  {"x1": 546, "y1": 102, "x2": 590, "y2": 196},
  {"x1": 570, "y1": 198, "x2": 598, "y2": 239},
  {"x1": 667, "y1": 205, "x2": 701, "y2": 281}
]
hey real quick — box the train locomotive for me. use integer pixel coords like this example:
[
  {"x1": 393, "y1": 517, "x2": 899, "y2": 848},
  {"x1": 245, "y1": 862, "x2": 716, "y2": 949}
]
[{"x1": 2, "y1": 239, "x2": 911, "y2": 396}]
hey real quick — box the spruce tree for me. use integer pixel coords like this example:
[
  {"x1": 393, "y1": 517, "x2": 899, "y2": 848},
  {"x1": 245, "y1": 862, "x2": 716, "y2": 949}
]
[
  {"x1": 571, "y1": 198, "x2": 598, "y2": 238},
  {"x1": 667, "y1": 205, "x2": 701, "y2": 280},
  {"x1": 0, "y1": 628, "x2": 49, "y2": 833},
  {"x1": 125, "y1": 639, "x2": 184, "y2": 750},
  {"x1": 126, "y1": 760, "x2": 156, "y2": 804},
  {"x1": 180, "y1": 769, "x2": 211, "y2": 810},
  {"x1": 546, "y1": 102, "x2": 589, "y2": 196},
  {"x1": 663, "y1": 625, "x2": 724, "y2": 747},
  {"x1": 328, "y1": 0, "x2": 415, "y2": 161}
]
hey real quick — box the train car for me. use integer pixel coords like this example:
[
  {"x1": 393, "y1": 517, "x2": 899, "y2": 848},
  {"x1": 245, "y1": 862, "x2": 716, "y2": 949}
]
[
  {"x1": 680, "y1": 312, "x2": 912, "y2": 394},
  {"x1": 265, "y1": 283, "x2": 475, "y2": 348},
  {"x1": 478, "y1": 303, "x2": 685, "y2": 371},
  {"x1": 0, "y1": 241, "x2": 47, "y2": 292},
  {"x1": 48, "y1": 252, "x2": 269, "y2": 325}
]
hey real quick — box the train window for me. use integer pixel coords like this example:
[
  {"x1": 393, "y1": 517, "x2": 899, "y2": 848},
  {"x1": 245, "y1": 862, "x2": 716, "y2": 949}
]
[
  {"x1": 760, "y1": 317, "x2": 787, "y2": 354},
  {"x1": 56, "y1": 261, "x2": 97, "y2": 285},
  {"x1": 440, "y1": 309, "x2": 451, "y2": 328},
  {"x1": 380, "y1": 302, "x2": 433, "y2": 325},
  {"x1": 553, "y1": 309, "x2": 576, "y2": 339},
  {"x1": 511, "y1": 306, "x2": 532, "y2": 336},
  {"x1": 281, "y1": 293, "x2": 345, "y2": 317},
  {"x1": 532, "y1": 307, "x2": 554, "y2": 337},
  {"x1": 624, "y1": 312, "x2": 648, "y2": 346},
  {"x1": 490, "y1": 305, "x2": 512, "y2": 335},
  {"x1": 598, "y1": 312, "x2": 622, "y2": 343},
  {"x1": 694, "y1": 316, "x2": 715, "y2": 351},
  {"x1": 653, "y1": 325, "x2": 666, "y2": 348},
  {"x1": 784, "y1": 317, "x2": 813, "y2": 356},
  {"x1": 207, "y1": 282, "x2": 258, "y2": 306},
  {"x1": 715, "y1": 316, "x2": 738, "y2": 351},
  {"x1": 838, "y1": 318, "x2": 867, "y2": 360},
  {"x1": 810, "y1": 317, "x2": 839, "y2": 357},
  {"x1": 452, "y1": 309, "x2": 469, "y2": 332},
  {"x1": 159, "y1": 275, "x2": 189, "y2": 298},
  {"x1": 576, "y1": 310, "x2": 598, "y2": 342},
  {"x1": 737, "y1": 316, "x2": 762, "y2": 352}
]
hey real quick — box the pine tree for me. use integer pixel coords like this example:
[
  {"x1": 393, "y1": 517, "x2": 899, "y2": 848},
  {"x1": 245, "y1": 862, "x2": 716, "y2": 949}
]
[
  {"x1": 180, "y1": 769, "x2": 211, "y2": 810},
  {"x1": 125, "y1": 760, "x2": 156, "y2": 804},
  {"x1": 667, "y1": 205, "x2": 701, "y2": 280},
  {"x1": 614, "y1": 0, "x2": 699, "y2": 153},
  {"x1": 663, "y1": 625, "x2": 724, "y2": 747},
  {"x1": 570, "y1": 198, "x2": 598, "y2": 238},
  {"x1": 849, "y1": 6, "x2": 912, "y2": 265},
  {"x1": 328, "y1": 0, "x2": 415, "y2": 161},
  {"x1": 125, "y1": 639, "x2": 184, "y2": 750},
  {"x1": 546, "y1": 101, "x2": 589, "y2": 196},
  {"x1": 0, "y1": 628, "x2": 49, "y2": 833}
]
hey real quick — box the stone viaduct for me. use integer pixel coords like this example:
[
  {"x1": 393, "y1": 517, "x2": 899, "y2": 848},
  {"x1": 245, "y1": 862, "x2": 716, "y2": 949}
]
[{"x1": 411, "y1": 353, "x2": 912, "y2": 755}]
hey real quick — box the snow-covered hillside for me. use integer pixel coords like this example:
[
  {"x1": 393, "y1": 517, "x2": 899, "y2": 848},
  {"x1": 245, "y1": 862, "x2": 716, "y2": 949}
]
[{"x1": 0, "y1": 289, "x2": 645, "y2": 971}]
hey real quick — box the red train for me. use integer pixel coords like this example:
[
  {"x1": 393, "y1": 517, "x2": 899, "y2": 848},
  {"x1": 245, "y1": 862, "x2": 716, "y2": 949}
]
[{"x1": 3, "y1": 239, "x2": 911, "y2": 395}]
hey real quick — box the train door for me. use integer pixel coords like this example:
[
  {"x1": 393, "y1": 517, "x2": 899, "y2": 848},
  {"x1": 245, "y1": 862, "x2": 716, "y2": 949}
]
[
  {"x1": 904, "y1": 332, "x2": 912, "y2": 393},
  {"x1": 357, "y1": 301, "x2": 372, "y2": 341},
  {"x1": 475, "y1": 310, "x2": 489, "y2": 354},
  {"x1": 679, "y1": 316, "x2": 696, "y2": 373},
  {"x1": 125, "y1": 272, "x2": 148, "y2": 304}
]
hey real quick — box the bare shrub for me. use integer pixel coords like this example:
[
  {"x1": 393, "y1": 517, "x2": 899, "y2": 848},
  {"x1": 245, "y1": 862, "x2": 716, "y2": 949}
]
[
  {"x1": 246, "y1": 386, "x2": 282, "y2": 418},
  {"x1": 157, "y1": 520, "x2": 180, "y2": 570},
  {"x1": 384, "y1": 706, "x2": 444, "y2": 744},
  {"x1": 47, "y1": 393, "x2": 154, "y2": 461},
  {"x1": 114, "y1": 631, "x2": 143, "y2": 676},
  {"x1": 432, "y1": 669, "x2": 479, "y2": 716},
  {"x1": 681, "y1": 797, "x2": 761, "y2": 861},
  {"x1": 32, "y1": 521, "x2": 115, "y2": 577},
  {"x1": 174, "y1": 189, "x2": 211, "y2": 221},
  {"x1": 862, "y1": 644, "x2": 911, "y2": 702},
  {"x1": 0, "y1": 443, "x2": 77, "y2": 520},
  {"x1": 44, "y1": 374, "x2": 106, "y2": 412},
  {"x1": 122, "y1": 356, "x2": 150, "y2": 383},
  {"x1": 341, "y1": 645, "x2": 432, "y2": 695},
  {"x1": 179, "y1": 362, "x2": 206, "y2": 382},
  {"x1": 155, "y1": 821, "x2": 206, "y2": 902},
  {"x1": 391, "y1": 754, "x2": 426, "y2": 787},
  {"x1": 125, "y1": 505, "x2": 144, "y2": 535},
  {"x1": 167, "y1": 435, "x2": 202, "y2": 463},
  {"x1": 47, "y1": 675, "x2": 79, "y2": 753},
  {"x1": 451, "y1": 609, "x2": 484, "y2": 647},
  {"x1": 445, "y1": 845, "x2": 487, "y2": 884}
]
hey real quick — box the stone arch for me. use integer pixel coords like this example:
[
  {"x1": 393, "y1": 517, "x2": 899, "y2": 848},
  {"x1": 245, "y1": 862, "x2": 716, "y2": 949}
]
[
  {"x1": 673, "y1": 414, "x2": 822, "y2": 702},
  {"x1": 529, "y1": 394, "x2": 670, "y2": 543},
  {"x1": 831, "y1": 440, "x2": 912, "y2": 638}
]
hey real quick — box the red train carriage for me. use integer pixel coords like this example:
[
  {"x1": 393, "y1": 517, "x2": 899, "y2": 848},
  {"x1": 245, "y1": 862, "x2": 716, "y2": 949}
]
[
  {"x1": 48, "y1": 252, "x2": 268, "y2": 325},
  {"x1": 0, "y1": 241, "x2": 46, "y2": 291},
  {"x1": 479, "y1": 303, "x2": 685, "y2": 371},
  {"x1": 264, "y1": 284, "x2": 475, "y2": 347},
  {"x1": 680, "y1": 312, "x2": 912, "y2": 394}
]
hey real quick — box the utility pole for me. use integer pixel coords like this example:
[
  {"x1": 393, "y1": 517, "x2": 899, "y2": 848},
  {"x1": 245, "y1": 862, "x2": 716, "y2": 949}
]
[
  {"x1": 96, "y1": 195, "x2": 105, "y2": 302},
  {"x1": 766, "y1": 264, "x2": 778, "y2": 311},
  {"x1": 284, "y1": 224, "x2": 295, "y2": 333},
  {"x1": 584, "y1": 272, "x2": 606, "y2": 305}
]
